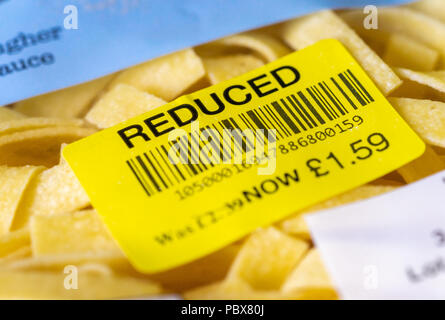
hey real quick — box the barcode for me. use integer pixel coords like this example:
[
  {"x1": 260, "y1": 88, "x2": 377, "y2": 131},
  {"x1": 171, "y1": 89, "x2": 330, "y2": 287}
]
[{"x1": 127, "y1": 69, "x2": 374, "y2": 196}]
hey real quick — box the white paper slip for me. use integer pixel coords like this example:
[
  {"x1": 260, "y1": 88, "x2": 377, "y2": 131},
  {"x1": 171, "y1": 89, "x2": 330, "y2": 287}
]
[{"x1": 305, "y1": 170, "x2": 445, "y2": 300}]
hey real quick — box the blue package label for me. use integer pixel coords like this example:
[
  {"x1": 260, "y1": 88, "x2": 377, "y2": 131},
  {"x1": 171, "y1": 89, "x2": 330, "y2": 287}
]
[{"x1": 0, "y1": 0, "x2": 410, "y2": 105}]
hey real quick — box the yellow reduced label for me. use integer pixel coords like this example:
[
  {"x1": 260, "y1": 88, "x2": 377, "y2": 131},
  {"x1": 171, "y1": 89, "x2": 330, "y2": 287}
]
[{"x1": 63, "y1": 39, "x2": 425, "y2": 273}]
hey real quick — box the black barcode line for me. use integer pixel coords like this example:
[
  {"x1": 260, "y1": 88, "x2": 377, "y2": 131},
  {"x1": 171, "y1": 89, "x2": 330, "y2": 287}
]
[
  {"x1": 254, "y1": 109, "x2": 278, "y2": 141},
  {"x1": 338, "y1": 72, "x2": 366, "y2": 106},
  {"x1": 265, "y1": 104, "x2": 291, "y2": 137},
  {"x1": 127, "y1": 159, "x2": 151, "y2": 197},
  {"x1": 170, "y1": 141, "x2": 194, "y2": 178},
  {"x1": 314, "y1": 85, "x2": 336, "y2": 119},
  {"x1": 228, "y1": 114, "x2": 267, "y2": 154},
  {"x1": 286, "y1": 95, "x2": 312, "y2": 129},
  {"x1": 180, "y1": 138, "x2": 201, "y2": 174},
  {"x1": 297, "y1": 91, "x2": 326, "y2": 125},
  {"x1": 127, "y1": 69, "x2": 375, "y2": 197},
  {"x1": 130, "y1": 158, "x2": 153, "y2": 196},
  {"x1": 307, "y1": 87, "x2": 333, "y2": 121},
  {"x1": 157, "y1": 147, "x2": 180, "y2": 184},
  {"x1": 330, "y1": 77, "x2": 357, "y2": 110},
  {"x1": 271, "y1": 101, "x2": 301, "y2": 134},
  {"x1": 239, "y1": 113, "x2": 255, "y2": 134},
  {"x1": 315, "y1": 84, "x2": 338, "y2": 119},
  {"x1": 239, "y1": 113, "x2": 266, "y2": 145},
  {"x1": 347, "y1": 69, "x2": 374, "y2": 103},
  {"x1": 189, "y1": 132, "x2": 208, "y2": 171},
  {"x1": 136, "y1": 155, "x2": 161, "y2": 192},
  {"x1": 313, "y1": 85, "x2": 337, "y2": 119},
  {"x1": 188, "y1": 137, "x2": 204, "y2": 173},
  {"x1": 262, "y1": 105, "x2": 284, "y2": 136},
  {"x1": 319, "y1": 81, "x2": 342, "y2": 116},
  {"x1": 246, "y1": 110, "x2": 267, "y2": 133},
  {"x1": 149, "y1": 151, "x2": 171, "y2": 188},
  {"x1": 206, "y1": 125, "x2": 225, "y2": 161},
  {"x1": 186, "y1": 133, "x2": 200, "y2": 170},
  {"x1": 221, "y1": 119, "x2": 245, "y2": 153},
  {"x1": 150, "y1": 149, "x2": 173, "y2": 187},
  {"x1": 344, "y1": 71, "x2": 368, "y2": 104},
  {"x1": 218, "y1": 121, "x2": 232, "y2": 154},
  {"x1": 211, "y1": 124, "x2": 231, "y2": 160},
  {"x1": 144, "y1": 152, "x2": 168, "y2": 190},
  {"x1": 201, "y1": 133, "x2": 217, "y2": 166},
  {"x1": 185, "y1": 140, "x2": 202, "y2": 173},
  {"x1": 258, "y1": 107, "x2": 284, "y2": 140},
  {"x1": 194, "y1": 130, "x2": 215, "y2": 167},
  {"x1": 200, "y1": 127, "x2": 221, "y2": 164},
  {"x1": 258, "y1": 107, "x2": 277, "y2": 134},
  {"x1": 240, "y1": 112, "x2": 270, "y2": 144},
  {"x1": 168, "y1": 141, "x2": 188, "y2": 177},
  {"x1": 225, "y1": 122, "x2": 240, "y2": 157},
  {"x1": 161, "y1": 145, "x2": 186, "y2": 182},
  {"x1": 219, "y1": 121, "x2": 239, "y2": 155},
  {"x1": 283, "y1": 97, "x2": 308, "y2": 130},
  {"x1": 187, "y1": 133, "x2": 198, "y2": 166},
  {"x1": 195, "y1": 131, "x2": 214, "y2": 167},
  {"x1": 248, "y1": 110, "x2": 279, "y2": 141},
  {"x1": 230, "y1": 117, "x2": 255, "y2": 151},
  {"x1": 321, "y1": 81, "x2": 347, "y2": 115}
]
